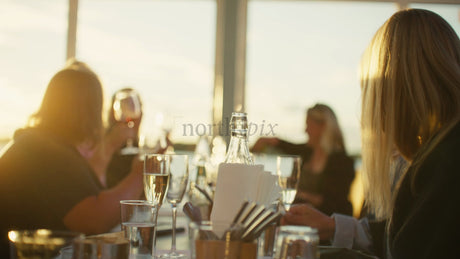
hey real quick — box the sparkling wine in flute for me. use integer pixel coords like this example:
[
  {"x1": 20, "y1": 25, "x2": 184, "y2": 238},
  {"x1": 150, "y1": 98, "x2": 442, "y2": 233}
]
[
  {"x1": 280, "y1": 188, "x2": 297, "y2": 205},
  {"x1": 277, "y1": 155, "x2": 301, "y2": 211},
  {"x1": 144, "y1": 173, "x2": 170, "y2": 206},
  {"x1": 122, "y1": 222, "x2": 156, "y2": 254}
]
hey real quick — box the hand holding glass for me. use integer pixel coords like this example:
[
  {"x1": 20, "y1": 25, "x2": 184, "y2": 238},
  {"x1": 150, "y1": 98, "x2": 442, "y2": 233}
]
[{"x1": 277, "y1": 155, "x2": 301, "y2": 211}]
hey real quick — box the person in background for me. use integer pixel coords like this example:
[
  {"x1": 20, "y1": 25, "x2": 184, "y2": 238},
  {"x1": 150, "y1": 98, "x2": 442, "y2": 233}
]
[
  {"x1": 251, "y1": 103, "x2": 355, "y2": 215},
  {"x1": 284, "y1": 9, "x2": 460, "y2": 259},
  {"x1": 0, "y1": 60, "x2": 144, "y2": 257}
]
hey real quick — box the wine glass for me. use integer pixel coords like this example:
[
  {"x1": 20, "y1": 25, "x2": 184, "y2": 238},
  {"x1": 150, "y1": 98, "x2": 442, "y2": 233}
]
[
  {"x1": 143, "y1": 154, "x2": 170, "y2": 257},
  {"x1": 277, "y1": 155, "x2": 301, "y2": 211},
  {"x1": 144, "y1": 154, "x2": 170, "y2": 208},
  {"x1": 160, "y1": 154, "x2": 189, "y2": 259},
  {"x1": 113, "y1": 89, "x2": 142, "y2": 155}
]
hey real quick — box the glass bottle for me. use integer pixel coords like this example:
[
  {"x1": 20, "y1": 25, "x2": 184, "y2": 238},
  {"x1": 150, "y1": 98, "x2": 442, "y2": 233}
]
[{"x1": 223, "y1": 112, "x2": 254, "y2": 164}]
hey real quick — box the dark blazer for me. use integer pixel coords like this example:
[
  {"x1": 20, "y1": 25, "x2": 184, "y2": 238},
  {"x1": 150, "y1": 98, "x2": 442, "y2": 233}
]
[{"x1": 388, "y1": 121, "x2": 460, "y2": 259}]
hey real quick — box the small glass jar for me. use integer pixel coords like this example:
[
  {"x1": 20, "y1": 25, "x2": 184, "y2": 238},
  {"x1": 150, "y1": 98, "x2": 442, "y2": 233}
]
[{"x1": 274, "y1": 226, "x2": 319, "y2": 259}]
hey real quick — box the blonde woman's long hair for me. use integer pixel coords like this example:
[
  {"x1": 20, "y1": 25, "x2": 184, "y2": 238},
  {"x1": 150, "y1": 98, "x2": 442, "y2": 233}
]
[{"x1": 360, "y1": 9, "x2": 460, "y2": 219}]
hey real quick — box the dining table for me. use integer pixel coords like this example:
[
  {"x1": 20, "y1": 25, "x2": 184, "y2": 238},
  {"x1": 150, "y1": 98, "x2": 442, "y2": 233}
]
[{"x1": 106, "y1": 213, "x2": 378, "y2": 259}]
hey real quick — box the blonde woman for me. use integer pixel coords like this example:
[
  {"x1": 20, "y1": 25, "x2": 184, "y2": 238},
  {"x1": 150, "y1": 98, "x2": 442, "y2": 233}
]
[
  {"x1": 283, "y1": 9, "x2": 460, "y2": 259},
  {"x1": 360, "y1": 8, "x2": 460, "y2": 259},
  {"x1": 252, "y1": 103, "x2": 355, "y2": 216}
]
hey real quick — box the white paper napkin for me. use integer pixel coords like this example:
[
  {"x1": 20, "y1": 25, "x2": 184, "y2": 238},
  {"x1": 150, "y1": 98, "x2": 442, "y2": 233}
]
[{"x1": 210, "y1": 163, "x2": 281, "y2": 226}]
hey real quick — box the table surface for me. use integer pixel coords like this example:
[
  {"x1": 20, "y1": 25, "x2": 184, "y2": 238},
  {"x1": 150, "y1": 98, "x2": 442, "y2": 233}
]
[{"x1": 122, "y1": 215, "x2": 273, "y2": 258}]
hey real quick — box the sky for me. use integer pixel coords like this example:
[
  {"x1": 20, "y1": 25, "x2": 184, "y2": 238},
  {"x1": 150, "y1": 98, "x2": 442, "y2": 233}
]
[{"x1": 0, "y1": 0, "x2": 459, "y2": 155}]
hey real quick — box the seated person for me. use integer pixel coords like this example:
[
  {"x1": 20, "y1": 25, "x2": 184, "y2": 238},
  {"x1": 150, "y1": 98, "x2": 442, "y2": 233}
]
[
  {"x1": 0, "y1": 60, "x2": 144, "y2": 258},
  {"x1": 285, "y1": 9, "x2": 460, "y2": 259},
  {"x1": 252, "y1": 104, "x2": 355, "y2": 215}
]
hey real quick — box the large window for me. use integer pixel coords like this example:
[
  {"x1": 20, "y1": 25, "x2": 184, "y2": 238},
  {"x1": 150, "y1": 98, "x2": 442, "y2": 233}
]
[
  {"x1": 246, "y1": 2, "x2": 460, "y2": 155},
  {"x1": 246, "y1": 2, "x2": 397, "y2": 155},
  {"x1": 77, "y1": 0, "x2": 216, "y2": 145},
  {"x1": 0, "y1": 0, "x2": 67, "y2": 141}
]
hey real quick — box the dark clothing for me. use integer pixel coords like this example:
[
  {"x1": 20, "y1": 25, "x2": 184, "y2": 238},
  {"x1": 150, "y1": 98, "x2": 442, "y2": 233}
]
[
  {"x1": 105, "y1": 126, "x2": 137, "y2": 188},
  {"x1": 276, "y1": 140, "x2": 355, "y2": 215},
  {"x1": 387, "y1": 121, "x2": 460, "y2": 259},
  {"x1": 106, "y1": 152, "x2": 136, "y2": 188},
  {"x1": 0, "y1": 128, "x2": 103, "y2": 257}
]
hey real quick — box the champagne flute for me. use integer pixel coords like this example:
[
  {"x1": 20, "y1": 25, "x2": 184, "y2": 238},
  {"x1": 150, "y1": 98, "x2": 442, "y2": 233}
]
[
  {"x1": 113, "y1": 89, "x2": 142, "y2": 155},
  {"x1": 143, "y1": 154, "x2": 170, "y2": 257},
  {"x1": 144, "y1": 154, "x2": 170, "y2": 207},
  {"x1": 160, "y1": 154, "x2": 189, "y2": 259},
  {"x1": 277, "y1": 155, "x2": 301, "y2": 211}
]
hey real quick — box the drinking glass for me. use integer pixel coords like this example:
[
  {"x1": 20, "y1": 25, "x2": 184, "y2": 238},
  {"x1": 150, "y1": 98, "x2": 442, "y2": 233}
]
[
  {"x1": 113, "y1": 89, "x2": 142, "y2": 155},
  {"x1": 59, "y1": 246, "x2": 73, "y2": 259},
  {"x1": 275, "y1": 226, "x2": 319, "y2": 259},
  {"x1": 276, "y1": 155, "x2": 301, "y2": 211},
  {"x1": 144, "y1": 154, "x2": 170, "y2": 207},
  {"x1": 120, "y1": 200, "x2": 157, "y2": 256},
  {"x1": 8, "y1": 229, "x2": 83, "y2": 259},
  {"x1": 160, "y1": 154, "x2": 189, "y2": 259}
]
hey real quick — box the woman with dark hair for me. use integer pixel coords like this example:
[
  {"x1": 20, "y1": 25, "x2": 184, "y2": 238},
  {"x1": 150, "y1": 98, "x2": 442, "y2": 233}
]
[
  {"x1": 252, "y1": 103, "x2": 355, "y2": 216},
  {"x1": 0, "y1": 61, "x2": 144, "y2": 257}
]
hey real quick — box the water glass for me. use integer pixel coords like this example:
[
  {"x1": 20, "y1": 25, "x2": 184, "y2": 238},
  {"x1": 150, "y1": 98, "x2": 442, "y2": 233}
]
[
  {"x1": 120, "y1": 200, "x2": 157, "y2": 256},
  {"x1": 274, "y1": 226, "x2": 319, "y2": 259},
  {"x1": 8, "y1": 229, "x2": 83, "y2": 259}
]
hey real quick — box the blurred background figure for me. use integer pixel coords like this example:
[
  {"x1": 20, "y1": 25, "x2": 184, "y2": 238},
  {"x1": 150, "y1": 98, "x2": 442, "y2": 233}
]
[
  {"x1": 251, "y1": 103, "x2": 355, "y2": 215},
  {"x1": 0, "y1": 60, "x2": 144, "y2": 258}
]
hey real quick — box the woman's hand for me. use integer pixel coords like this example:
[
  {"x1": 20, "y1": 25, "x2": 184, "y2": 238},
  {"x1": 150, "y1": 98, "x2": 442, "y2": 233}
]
[
  {"x1": 282, "y1": 204, "x2": 335, "y2": 240},
  {"x1": 105, "y1": 123, "x2": 135, "y2": 154}
]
